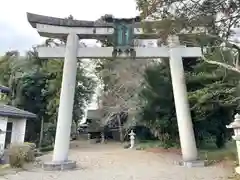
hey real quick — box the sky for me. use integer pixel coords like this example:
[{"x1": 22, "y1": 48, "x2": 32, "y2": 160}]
[
  {"x1": 2, "y1": 1, "x2": 240, "y2": 54},
  {"x1": 0, "y1": 0, "x2": 139, "y2": 55},
  {"x1": 0, "y1": 0, "x2": 140, "y2": 112}
]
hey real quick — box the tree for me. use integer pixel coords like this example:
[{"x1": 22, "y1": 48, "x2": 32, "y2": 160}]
[
  {"x1": 132, "y1": 0, "x2": 240, "y2": 148},
  {"x1": 138, "y1": 53, "x2": 239, "y2": 148},
  {"x1": 94, "y1": 56, "x2": 151, "y2": 141},
  {"x1": 0, "y1": 48, "x2": 96, "y2": 146},
  {"x1": 138, "y1": 61, "x2": 178, "y2": 147},
  {"x1": 187, "y1": 59, "x2": 239, "y2": 148},
  {"x1": 135, "y1": 0, "x2": 240, "y2": 74},
  {"x1": 73, "y1": 62, "x2": 97, "y2": 128}
]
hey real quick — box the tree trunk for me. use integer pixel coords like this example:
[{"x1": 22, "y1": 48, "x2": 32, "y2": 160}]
[
  {"x1": 38, "y1": 117, "x2": 44, "y2": 148},
  {"x1": 117, "y1": 113, "x2": 124, "y2": 142}
]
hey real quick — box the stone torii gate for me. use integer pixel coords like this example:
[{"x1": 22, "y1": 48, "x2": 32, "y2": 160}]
[{"x1": 27, "y1": 13, "x2": 204, "y2": 170}]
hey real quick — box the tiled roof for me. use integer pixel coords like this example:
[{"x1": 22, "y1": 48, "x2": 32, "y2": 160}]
[{"x1": 0, "y1": 104, "x2": 36, "y2": 119}]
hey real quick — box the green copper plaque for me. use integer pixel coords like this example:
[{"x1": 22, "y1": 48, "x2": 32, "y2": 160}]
[{"x1": 103, "y1": 15, "x2": 140, "y2": 58}]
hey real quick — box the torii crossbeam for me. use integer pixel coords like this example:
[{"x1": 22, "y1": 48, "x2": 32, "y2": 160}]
[
  {"x1": 27, "y1": 13, "x2": 204, "y2": 170},
  {"x1": 37, "y1": 46, "x2": 201, "y2": 59}
]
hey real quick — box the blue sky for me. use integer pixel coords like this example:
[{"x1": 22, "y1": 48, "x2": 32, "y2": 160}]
[{"x1": 0, "y1": 0, "x2": 139, "y2": 55}]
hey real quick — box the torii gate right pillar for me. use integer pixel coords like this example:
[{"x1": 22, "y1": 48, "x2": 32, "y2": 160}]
[{"x1": 168, "y1": 36, "x2": 202, "y2": 166}]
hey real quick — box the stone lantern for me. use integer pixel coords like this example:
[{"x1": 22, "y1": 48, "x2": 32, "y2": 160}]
[
  {"x1": 226, "y1": 113, "x2": 240, "y2": 174},
  {"x1": 129, "y1": 130, "x2": 136, "y2": 149}
]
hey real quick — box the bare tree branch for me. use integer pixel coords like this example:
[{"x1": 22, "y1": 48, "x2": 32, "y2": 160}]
[{"x1": 202, "y1": 56, "x2": 240, "y2": 74}]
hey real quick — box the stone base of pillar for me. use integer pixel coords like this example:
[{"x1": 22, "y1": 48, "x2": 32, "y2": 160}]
[
  {"x1": 42, "y1": 160, "x2": 76, "y2": 171},
  {"x1": 176, "y1": 160, "x2": 205, "y2": 168}
]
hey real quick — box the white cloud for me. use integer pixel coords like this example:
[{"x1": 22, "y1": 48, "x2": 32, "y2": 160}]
[{"x1": 0, "y1": 0, "x2": 139, "y2": 54}]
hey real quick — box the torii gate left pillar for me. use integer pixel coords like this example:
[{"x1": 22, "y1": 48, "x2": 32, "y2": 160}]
[
  {"x1": 52, "y1": 33, "x2": 79, "y2": 163},
  {"x1": 43, "y1": 33, "x2": 79, "y2": 170}
]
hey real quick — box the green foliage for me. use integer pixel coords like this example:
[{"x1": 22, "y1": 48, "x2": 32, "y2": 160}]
[
  {"x1": 0, "y1": 49, "x2": 96, "y2": 144},
  {"x1": 138, "y1": 61, "x2": 178, "y2": 144},
  {"x1": 41, "y1": 122, "x2": 78, "y2": 147},
  {"x1": 73, "y1": 65, "x2": 96, "y2": 126},
  {"x1": 8, "y1": 143, "x2": 35, "y2": 168},
  {"x1": 187, "y1": 58, "x2": 239, "y2": 148},
  {"x1": 41, "y1": 123, "x2": 56, "y2": 147},
  {"x1": 199, "y1": 141, "x2": 237, "y2": 166},
  {"x1": 134, "y1": 0, "x2": 240, "y2": 149},
  {"x1": 39, "y1": 145, "x2": 54, "y2": 152},
  {"x1": 138, "y1": 53, "x2": 239, "y2": 148},
  {"x1": 23, "y1": 142, "x2": 36, "y2": 150},
  {"x1": 136, "y1": 140, "x2": 180, "y2": 150},
  {"x1": 136, "y1": 0, "x2": 240, "y2": 37}
]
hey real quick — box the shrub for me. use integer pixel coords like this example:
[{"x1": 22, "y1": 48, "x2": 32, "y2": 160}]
[
  {"x1": 40, "y1": 145, "x2": 54, "y2": 152},
  {"x1": 8, "y1": 143, "x2": 35, "y2": 168},
  {"x1": 24, "y1": 142, "x2": 36, "y2": 150}
]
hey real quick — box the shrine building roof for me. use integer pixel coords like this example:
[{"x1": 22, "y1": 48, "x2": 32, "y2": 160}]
[{"x1": 0, "y1": 104, "x2": 37, "y2": 119}]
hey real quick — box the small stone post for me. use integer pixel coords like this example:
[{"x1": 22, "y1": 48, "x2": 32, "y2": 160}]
[
  {"x1": 87, "y1": 133, "x2": 91, "y2": 143},
  {"x1": 0, "y1": 129, "x2": 5, "y2": 157},
  {"x1": 226, "y1": 113, "x2": 240, "y2": 174},
  {"x1": 100, "y1": 132, "x2": 105, "y2": 144},
  {"x1": 129, "y1": 130, "x2": 135, "y2": 149}
]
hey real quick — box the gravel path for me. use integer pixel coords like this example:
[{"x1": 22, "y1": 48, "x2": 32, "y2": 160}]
[{"x1": 0, "y1": 142, "x2": 232, "y2": 180}]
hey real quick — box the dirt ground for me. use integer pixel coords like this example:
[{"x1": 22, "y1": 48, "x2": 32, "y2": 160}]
[{"x1": 0, "y1": 141, "x2": 233, "y2": 180}]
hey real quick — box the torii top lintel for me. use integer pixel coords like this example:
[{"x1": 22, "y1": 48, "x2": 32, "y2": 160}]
[
  {"x1": 27, "y1": 13, "x2": 211, "y2": 41},
  {"x1": 27, "y1": 13, "x2": 115, "y2": 28},
  {"x1": 27, "y1": 13, "x2": 149, "y2": 39}
]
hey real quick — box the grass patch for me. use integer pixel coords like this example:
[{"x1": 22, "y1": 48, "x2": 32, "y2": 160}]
[
  {"x1": 39, "y1": 145, "x2": 54, "y2": 152},
  {"x1": 0, "y1": 164, "x2": 10, "y2": 170},
  {"x1": 136, "y1": 140, "x2": 237, "y2": 163},
  {"x1": 135, "y1": 140, "x2": 180, "y2": 150},
  {"x1": 136, "y1": 140, "x2": 240, "y2": 179},
  {"x1": 135, "y1": 140, "x2": 165, "y2": 150},
  {"x1": 0, "y1": 164, "x2": 19, "y2": 176},
  {"x1": 199, "y1": 141, "x2": 237, "y2": 165},
  {"x1": 229, "y1": 174, "x2": 240, "y2": 180}
]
